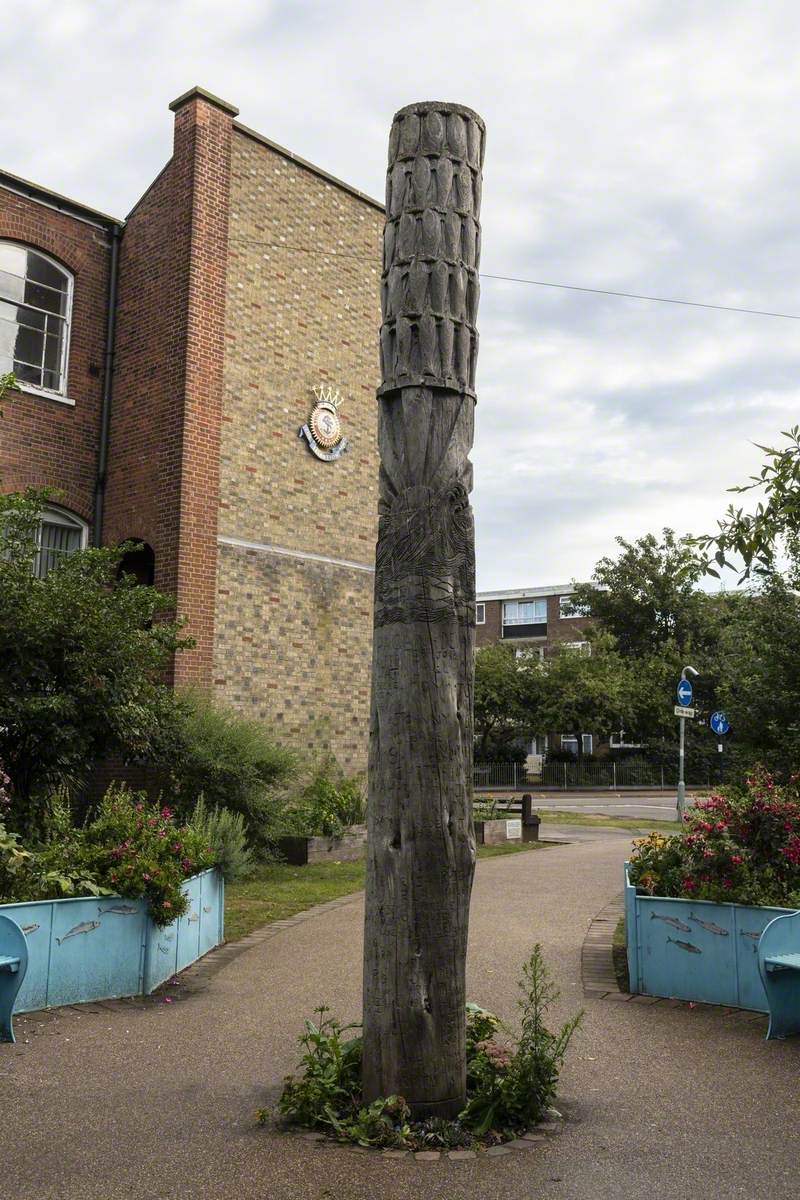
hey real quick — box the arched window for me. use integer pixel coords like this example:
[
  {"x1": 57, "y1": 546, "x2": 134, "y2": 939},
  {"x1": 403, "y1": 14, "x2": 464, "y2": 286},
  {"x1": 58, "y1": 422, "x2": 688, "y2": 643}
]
[
  {"x1": 0, "y1": 242, "x2": 73, "y2": 395},
  {"x1": 35, "y1": 505, "x2": 87, "y2": 578}
]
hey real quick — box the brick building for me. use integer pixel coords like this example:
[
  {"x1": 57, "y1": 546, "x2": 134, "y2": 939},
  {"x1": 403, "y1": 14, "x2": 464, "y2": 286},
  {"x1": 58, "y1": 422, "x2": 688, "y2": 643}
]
[
  {"x1": 475, "y1": 584, "x2": 601, "y2": 759},
  {"x1": 0, "y1": 86, "x2": 383, "y2": 772}
]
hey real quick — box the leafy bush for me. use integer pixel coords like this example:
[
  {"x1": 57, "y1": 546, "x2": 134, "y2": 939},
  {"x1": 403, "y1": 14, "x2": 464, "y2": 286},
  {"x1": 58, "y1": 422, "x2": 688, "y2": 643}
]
[
  {"x1": 276, "y1": 947, "x2": 580, "y2": 1149},
  {"x1": 460, "y1": 946, "x2": 582, "y2": 1135},
  {"x1": 279, "y1": 761, "x2": 366, "y2": 838},
  {"x1": 189, "y1": 797, "x2": 254, "y2": 882},
  {"x1": 0, "y1": 785, "x2": 216, "y2": 924},
  {"x1": 279, "y1": 1007, "x2": 362, "y2": 1130},
  {"x1": 629, "y1": 768, "x2": 800, "y2": 907},
  {"x1": 150, "y1": 690, "x2": 296, "y2": 853},
  {"x1": 0, "y1": 488, "x2": 190, "y2": 838}
]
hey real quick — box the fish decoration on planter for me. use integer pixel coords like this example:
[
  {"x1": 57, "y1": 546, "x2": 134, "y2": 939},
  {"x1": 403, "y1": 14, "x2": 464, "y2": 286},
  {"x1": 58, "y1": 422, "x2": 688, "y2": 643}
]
[
  {"x1": 740, "y1": 929, "x2": 760, "y2": 939},
  {"x1": 202, "y1": 906, "x2": 212, "y2": 914},
  {"x1": 689, "y1": 913, "x2": 729, "y2": 937},
  {"x1": 98, "y1": 903, "x2": 138, "y2": 916},
  {"x1": 187, "y1": 912, "x2": 199, "y2": 924},
  {"x1": 56, "y1": 920, "x2": 101, "y2": 946},
  {"x1": 157, "y1": 943, "x2": 170, "y2": 955},
  {"x1": 666, "y1": 937, "x2": 702, "y2": 954},
  {"x1": 21, "y1": 923, "x2": 40, "y2": 936},
  {"x1": 650, "y1": 912, "x2": 692, "y2": 933}
]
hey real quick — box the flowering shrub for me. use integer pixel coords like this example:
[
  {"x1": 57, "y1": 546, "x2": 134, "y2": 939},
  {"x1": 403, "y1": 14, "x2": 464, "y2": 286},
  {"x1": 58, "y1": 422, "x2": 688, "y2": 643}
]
[
  {"x1": 0, "y1": 785, "x2": 216, "y2": 923},
  {"x1": 82, "y1": 786, "x2": 215, "y2": 924},
  {"x1": 629, "y1": 768, "x2": 800, "y2": 908}
]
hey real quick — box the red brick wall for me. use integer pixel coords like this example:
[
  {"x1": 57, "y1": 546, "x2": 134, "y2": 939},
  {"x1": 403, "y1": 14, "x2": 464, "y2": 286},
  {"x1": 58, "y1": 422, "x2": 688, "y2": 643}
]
[
  {"x1": 0, "y1": 191, "x2": 111, "y2": 527},
  {"x1": 105, "y1": 92, "x2": 234, "y2": 686}
]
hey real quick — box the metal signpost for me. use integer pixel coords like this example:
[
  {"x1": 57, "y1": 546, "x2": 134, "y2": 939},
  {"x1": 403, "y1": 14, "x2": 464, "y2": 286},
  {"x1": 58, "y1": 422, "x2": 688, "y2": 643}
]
[
  {"x1": 676, "y1": 666, "x2": 699, "y2": 821},
  {"x1": 710, "y1": 710, "x2": 730, "y2": 782}
]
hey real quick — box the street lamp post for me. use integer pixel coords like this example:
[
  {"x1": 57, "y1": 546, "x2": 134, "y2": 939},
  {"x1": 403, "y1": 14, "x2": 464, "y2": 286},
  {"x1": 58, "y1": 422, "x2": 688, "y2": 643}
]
[{"x1": 677, "y1": 665, "x2": 699, "y2": 821}]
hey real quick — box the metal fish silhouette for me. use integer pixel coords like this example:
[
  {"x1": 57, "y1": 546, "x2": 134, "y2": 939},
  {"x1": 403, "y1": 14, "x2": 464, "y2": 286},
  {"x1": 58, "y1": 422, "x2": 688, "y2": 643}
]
[
  {"x1": 202, "y1": 906, "x2": 211, "y2": 914},
  {"x1": 187, "y1": 912, "x2": 199, "y2": 924},
  {"x1": 21, "y1": 923, "x2": 40, "y2": 935},
  {"x1": 98, "y1": 903, "x2": 138, "y2": 916},
  {"x1": 650, "y1": 912, "x2": 692, "y2": 933},
  {"x1": 689, "y1": 913, "x2": 729, "y2": 937},
  {"x1": 157, "y1": 943, "x2": 170, "y2": 954},
  {"x1": 667, "y1": 937, "x2": 702, "y2": 955},
  {"x1": 740, "y1": 929, "x2": 760, "y2": 940},
  {"x1": 56, "y1": 920, "x2": 100, "y2": 946}
]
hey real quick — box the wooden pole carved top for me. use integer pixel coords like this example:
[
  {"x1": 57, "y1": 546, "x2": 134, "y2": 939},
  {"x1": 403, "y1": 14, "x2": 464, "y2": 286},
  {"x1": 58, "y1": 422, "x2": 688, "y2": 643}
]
[{"x1": 379, "y1": 102, "x2": 485, "y2": 399}]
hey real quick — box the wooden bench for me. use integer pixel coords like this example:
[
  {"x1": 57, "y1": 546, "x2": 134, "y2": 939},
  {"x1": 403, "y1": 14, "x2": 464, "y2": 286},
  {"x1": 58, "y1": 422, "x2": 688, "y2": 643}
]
[
  {"x1": 758, "y1": 911, "x2": 800, "y2": 1040},
  {"x1": 0, "y1": 914, "x2": 29, "y2": 1044}
]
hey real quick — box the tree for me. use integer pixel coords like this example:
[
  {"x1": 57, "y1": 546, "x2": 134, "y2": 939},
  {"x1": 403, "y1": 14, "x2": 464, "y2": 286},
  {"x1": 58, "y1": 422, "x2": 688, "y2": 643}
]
[
  {"x1": 474, "y1": 644, "x2": 544, "y2": 760},
  {"x1": 715, "y1": 572, "x2": 800, "y2": 779},
  {"x1": 0, "y1": 489, "x2": 190, "y2": 836},
  {"x1": 569, "y1": 529, "x2": 713, "y2": 660},
  {"x1": 696, "y1": 426, "x2": 800, "y2": 579},
  {"x1": 537, "y1": 635, "x2": 635, "y2": 759}
]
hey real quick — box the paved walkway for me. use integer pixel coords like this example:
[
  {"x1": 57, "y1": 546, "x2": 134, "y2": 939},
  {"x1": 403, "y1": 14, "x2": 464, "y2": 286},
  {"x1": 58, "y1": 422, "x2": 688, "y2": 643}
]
[{"x1": 2, "y1": 834, "x2": 799, "y2": 1200}]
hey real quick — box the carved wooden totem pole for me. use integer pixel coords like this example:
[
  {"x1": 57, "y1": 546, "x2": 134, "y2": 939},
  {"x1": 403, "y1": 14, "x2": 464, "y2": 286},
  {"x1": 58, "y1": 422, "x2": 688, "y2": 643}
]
[{"x1": 362, "y1": 102, "x2": 485, "y2": 1118}]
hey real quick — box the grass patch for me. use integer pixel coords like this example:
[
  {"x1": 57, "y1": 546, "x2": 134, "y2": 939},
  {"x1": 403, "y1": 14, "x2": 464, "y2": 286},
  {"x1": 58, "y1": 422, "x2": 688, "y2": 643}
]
[
  {"x1": 537, "y1": 810, "x2": 681, "y2": 832},
  {"x1": 225, "y1": 860, "x2": 365, "y2": 943},
  {"x1": 225, "y1": 840, "x2": 551, "y2": 942}
]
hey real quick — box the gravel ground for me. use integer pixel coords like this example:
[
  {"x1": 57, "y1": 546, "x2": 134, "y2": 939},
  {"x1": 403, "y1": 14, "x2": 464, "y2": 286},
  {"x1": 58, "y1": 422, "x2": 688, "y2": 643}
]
[{"x1": 2, "y1": 831, "x2": 798, "y2": 1200}]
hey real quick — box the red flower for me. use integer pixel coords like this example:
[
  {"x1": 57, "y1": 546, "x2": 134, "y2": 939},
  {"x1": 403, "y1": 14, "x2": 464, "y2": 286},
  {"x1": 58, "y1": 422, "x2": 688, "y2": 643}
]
[{"x1": 682, "y1": 877, "x2": 696, "y2": 891}]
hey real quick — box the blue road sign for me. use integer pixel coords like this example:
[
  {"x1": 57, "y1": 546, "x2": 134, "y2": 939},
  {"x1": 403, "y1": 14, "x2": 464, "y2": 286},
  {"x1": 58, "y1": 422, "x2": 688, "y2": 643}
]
[
  {"x1": 677, "y1": 679, "x2": 693, "y2": 707},
  {"x1": 710, "y1": 711, "x2": 730, "y2": 736}
]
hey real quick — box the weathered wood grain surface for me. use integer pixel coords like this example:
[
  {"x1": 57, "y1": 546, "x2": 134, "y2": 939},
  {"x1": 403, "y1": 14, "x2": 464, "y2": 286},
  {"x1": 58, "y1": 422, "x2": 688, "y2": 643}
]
[{"x1": 362, "y1": 100, "x2": 485, "y2": 1118}]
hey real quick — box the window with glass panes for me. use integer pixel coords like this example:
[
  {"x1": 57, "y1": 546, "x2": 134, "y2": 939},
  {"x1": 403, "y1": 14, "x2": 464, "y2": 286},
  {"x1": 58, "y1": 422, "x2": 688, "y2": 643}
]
[
  {"x1": 503, "y1": 599, "x2": 546, "y2": 625},
  {"x1": 0, "y1": 243, "x2": 72, "y2": 393},
  {"x1": 35, "y1": 508, "x2": 86, "y2": 578}
]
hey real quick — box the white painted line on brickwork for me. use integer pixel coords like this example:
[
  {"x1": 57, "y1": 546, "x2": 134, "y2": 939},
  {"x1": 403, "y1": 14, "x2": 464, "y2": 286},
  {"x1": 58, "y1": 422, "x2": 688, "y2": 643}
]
[{"x1": 218, "y1": 534, "x2": 374, "y2": 573}]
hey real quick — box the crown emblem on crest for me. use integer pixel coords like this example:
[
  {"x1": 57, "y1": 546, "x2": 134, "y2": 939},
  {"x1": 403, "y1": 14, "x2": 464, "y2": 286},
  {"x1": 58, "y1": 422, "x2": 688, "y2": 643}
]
[
  {"x1": 312, "y1": 384, "x2": 343, "y2": 411},
  {"x1": 299, "y1": 383, "x2": 350, "y2": 461}
]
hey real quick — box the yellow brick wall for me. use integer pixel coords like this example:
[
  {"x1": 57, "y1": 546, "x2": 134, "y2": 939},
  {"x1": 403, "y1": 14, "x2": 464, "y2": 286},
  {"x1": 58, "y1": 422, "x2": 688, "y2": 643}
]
[{"x1": 215, "y1": 128, "x2": 383, "y2": 771}]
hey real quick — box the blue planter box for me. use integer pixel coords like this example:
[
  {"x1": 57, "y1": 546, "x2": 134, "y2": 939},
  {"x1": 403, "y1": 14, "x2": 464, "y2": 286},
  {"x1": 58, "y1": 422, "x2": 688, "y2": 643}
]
[
  {"x1": 1, "y1": 867, "x2": 223, "y2": 1014},
  {"x1": 624, "y1": 862, "x2": 798, "y2": 1011}
]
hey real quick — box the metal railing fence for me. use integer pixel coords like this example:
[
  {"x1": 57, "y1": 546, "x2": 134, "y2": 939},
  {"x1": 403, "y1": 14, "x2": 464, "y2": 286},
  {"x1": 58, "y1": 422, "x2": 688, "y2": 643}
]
[{"x1": 473, "y1": 760, "x2": 712, "y2": 791}]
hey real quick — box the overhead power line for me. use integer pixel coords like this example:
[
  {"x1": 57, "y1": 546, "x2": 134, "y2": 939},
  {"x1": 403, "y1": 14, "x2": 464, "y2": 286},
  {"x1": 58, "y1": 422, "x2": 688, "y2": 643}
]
[
  {"x1": 479, "y1": 273, "x2": 800, "y2": 321},
  {"x1": 230, "y1": 236, "x2": 800, "y2": 321}
]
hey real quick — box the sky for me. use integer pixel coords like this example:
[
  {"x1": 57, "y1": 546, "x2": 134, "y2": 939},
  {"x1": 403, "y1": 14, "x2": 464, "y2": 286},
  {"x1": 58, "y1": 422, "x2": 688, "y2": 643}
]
[{"x1": 5, "y1": 1, "x2": 800, "y2": 590}]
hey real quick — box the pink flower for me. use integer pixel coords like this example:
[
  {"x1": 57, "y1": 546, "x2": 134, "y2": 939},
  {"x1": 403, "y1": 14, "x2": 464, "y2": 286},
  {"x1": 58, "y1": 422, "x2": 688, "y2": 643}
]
[
  {"x1": 682, "y1": 877, "x2": 696, "y2": 891},
  {"x1": 142, "y1": 873, "x2": 151, "y2": 881}
]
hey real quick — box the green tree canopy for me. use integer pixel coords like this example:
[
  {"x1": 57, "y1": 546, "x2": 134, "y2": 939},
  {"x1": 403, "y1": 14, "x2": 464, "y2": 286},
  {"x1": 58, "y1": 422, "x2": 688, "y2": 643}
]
[
  {"x1": 474, "y1": 643, "x2": 544, "y2": 760},
  {"x1": 536, "y1": 634, "x2": 635, "y2": 759},
  {"x1": 0, "y1": 488, "x2": 191, "y2": 836},
  {"x1": 569, "y1": 529, "x2": 713, "y2": 660},
  {"x1": 697, "y1": 425, "x2": 800, "y2": 579}
]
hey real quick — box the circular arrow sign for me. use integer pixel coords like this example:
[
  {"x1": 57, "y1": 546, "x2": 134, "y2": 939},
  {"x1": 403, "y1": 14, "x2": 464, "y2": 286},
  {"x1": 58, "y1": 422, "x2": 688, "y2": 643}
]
[
  {"x1": 710, "y1": 711, "x2": 730, "y2": 736},
  {"x1": 677, "y1": 679, "x2": 693, "y2": 707}
]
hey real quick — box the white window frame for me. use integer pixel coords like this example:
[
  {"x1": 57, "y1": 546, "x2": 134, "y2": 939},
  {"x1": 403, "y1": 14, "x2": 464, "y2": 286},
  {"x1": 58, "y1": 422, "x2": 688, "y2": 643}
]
[
  {"x1": 503, "y1": 598, "x2": 547, "y2": 626},
  {"x1": 475, "y1": 602, "x2": 485, "y2": 624},
  {"x1": 582, "y1": 733, "x2": 593, "y2": 756},
  {"x1": 0, "y1": 241, "x2": 74, "y2": 406},
  {"x1": 562, "y1": 640, "x2": 591, "y2": 656},
  {"x1": 34, "y1": 504, "x2": 88, "y2": 578},
  {"x1": 561, "y1": 735, "x2": 579, "y2": 756},
  {"x1": 559, "y1": 594, "x2": 589, "y2": 618}
]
